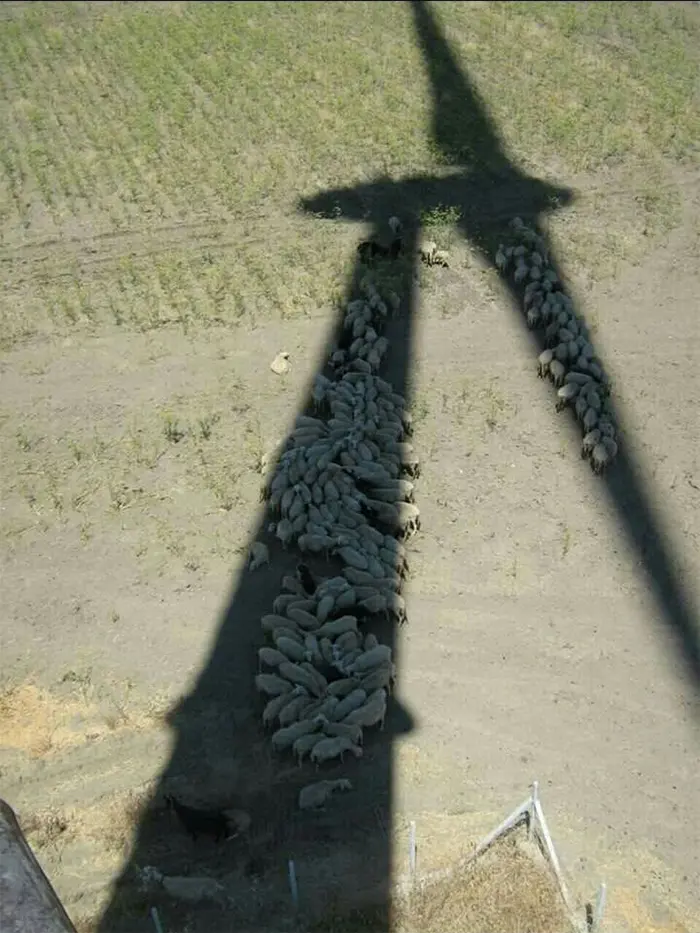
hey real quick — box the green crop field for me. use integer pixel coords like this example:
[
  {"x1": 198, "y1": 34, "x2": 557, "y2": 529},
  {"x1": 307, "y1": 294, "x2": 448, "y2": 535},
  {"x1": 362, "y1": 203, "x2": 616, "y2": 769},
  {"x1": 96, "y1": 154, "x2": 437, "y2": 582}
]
[{"x1": 1, "y1": 1, "x2": 698, "y2": 349}]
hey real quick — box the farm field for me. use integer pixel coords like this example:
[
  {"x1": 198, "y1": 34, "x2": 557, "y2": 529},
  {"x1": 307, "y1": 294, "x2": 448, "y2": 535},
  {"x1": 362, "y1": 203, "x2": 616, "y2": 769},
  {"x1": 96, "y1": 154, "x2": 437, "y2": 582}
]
[{"x1": 1, "y1": 2, "x2": 699, "y2": 931}]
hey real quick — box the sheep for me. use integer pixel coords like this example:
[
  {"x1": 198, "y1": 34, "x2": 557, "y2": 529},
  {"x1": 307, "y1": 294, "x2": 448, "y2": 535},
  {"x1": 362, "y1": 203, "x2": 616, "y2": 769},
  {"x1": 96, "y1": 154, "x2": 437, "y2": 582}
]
[
  {"x1": 335, "y1": 630, "x2": 361, "y2": 654},
  {"x1": 327, "y1": 677, "x2": 360, "y2": 698},
  {"x1": 275, "y1": 519, "x2": 294, "y2": 549},
  {"x1": 314, "y1": 593, "x2": 335, "y2": 624},
  {"x1": 287, "y1": 607, "x2": 320, "y2": 630},
  {"x1": 565, "y1": 371, "x2": 592, "y2": 387},
  {"x1": 370, "y1": 479, "x2": 415, "y2": 504},
  {"x1": 316, "y1": 615, "x2": 358, "y2": 640},
  {"x1": 348, "y1": 644, "x2": 392, "y2": 675},
  {"x1": 308, "y1": 695, "x2": 340, "y2": 722},
  {"x1": 278, "y1": 692, "x2": 315, "y2": 727},
  {"x1": 319, "y1": 637, "x2": 335, "y2": 666},
  {"x1": 418, "y1": 240, "x2": 437, "y2": 264},
  {"x1": 360, "y1": 662, "x2": 395, "y2": 694},
  {"x1": 526, "y1": 308, "x2": 541, "y2": 330},
  {"x1": 334, "y1": 587, "x2": 357, "y2": 611},
  {"x1": 293, "y1": 731, "x2": 326, "y2": 765},
  {"x1": 549, "y1": 360, "x2": 566, "y2": 388},
  {"x1": 358, "y1": 593, "x2": 388, "y2": 617},
  {"x1": 514, "y1": 262, "x2": 528, "y2": 284},
  {"x1": 581, "y1": 429, "x2": 601, "y2": 459},
  {"x1": 316, "y1": 717, "x2": 364, "y2": 745},
  {"x1": 332, "y1": 688, "x2": 367, "y2": 721},
  {"x1": 255, "y1": 673, "x2": 293, "y2": 697},
  {"x1": 591, "y1": 437, "x2": 618, "y2": 474},
  {"x1": 287, "y1": 596, "x2": 317, "y2": 614},
  {"x1": 296, "y1": 563, "x2": 317, "y2": 595},
  {"x1": 574, "y1": 393, "x2": 589, "y2": 423},
  {"x1": 556, "y1": 382, "x2": 579, "y2": 411},
  {"x1": 298, "y1": 778, "x2": 353, "y2": 811},
  {"x1": 343, "y1": 688, "x2": 387, "y2": 730},
  {"x1": 310, "y1": 736, "x2": 363, "y2": 766},
  {"x1": 582, "y1": 407, "x2": 599, "y2": 432},
  {"x1": 298, "y1": 533, "x2": 334, "y2": 556},
  {"x1": 248, "y1": 542, "x2": 269, "y2": 572},
  {"x1": 274, "y1": 635, "x2": 307, "y2": 664},
  {"x1": 337, "y1": 545, "x2": 369, "y2": 571},
  {"x1": 273, "y1": 593, "x2": 299, "y2": 615},
  {"x1": 364, "y1": 633, "x2": 379, "y2": 651},
  {"x1": 165, "y1": 795, "x2": 230, "y2": 843},
  {"x1": 271, "y1": 718, "x2": 319, "y2": 752},
  {"x1": 279, "y1": 661, "x2": 324, "y2": 697},
  {"x1": 263, "y1": 687, "x2": 305, "y2": 728},
  {"x1": 281, "y1": 574, "x2": 304, "y2": 595},
  {"x1": 258, "y1": 646, "x2": 287, "y2": 671},
  {"x1": 537, "y1": 349, "x2": 553, "y2": 379},
  {"x1": 385, "y1": 591, "x2": 407, "y2": 625}
]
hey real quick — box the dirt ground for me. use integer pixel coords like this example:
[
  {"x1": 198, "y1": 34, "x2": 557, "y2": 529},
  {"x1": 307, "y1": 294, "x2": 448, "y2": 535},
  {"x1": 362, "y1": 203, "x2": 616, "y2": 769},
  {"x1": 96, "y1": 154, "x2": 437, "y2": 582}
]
[
  {"x1": 2, "y1": 172, "x2": 699, "y2": 931},
  {"x1": 1, "y1": 3, "x2": 700, "y2": 932}
]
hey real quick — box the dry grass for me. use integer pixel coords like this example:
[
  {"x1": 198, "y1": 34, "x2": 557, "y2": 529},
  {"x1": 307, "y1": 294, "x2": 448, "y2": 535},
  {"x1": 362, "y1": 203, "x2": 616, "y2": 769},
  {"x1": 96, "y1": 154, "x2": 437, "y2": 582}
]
[
  {"x1": 0, "y1": 681, "x2": 168, "y2": 758},
  {"x1": 397, "y1": 837, "x2": 574, "y2": 933},
  {"x1": 311, "y1": 836, "x2": 574, "y2": 933}
]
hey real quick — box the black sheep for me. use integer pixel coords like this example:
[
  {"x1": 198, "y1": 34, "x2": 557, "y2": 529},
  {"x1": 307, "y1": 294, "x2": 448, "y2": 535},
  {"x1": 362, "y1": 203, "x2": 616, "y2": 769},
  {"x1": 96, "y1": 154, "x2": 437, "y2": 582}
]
[{"x1": 164, "y1": 794, "x2": 230, "y2": 843}]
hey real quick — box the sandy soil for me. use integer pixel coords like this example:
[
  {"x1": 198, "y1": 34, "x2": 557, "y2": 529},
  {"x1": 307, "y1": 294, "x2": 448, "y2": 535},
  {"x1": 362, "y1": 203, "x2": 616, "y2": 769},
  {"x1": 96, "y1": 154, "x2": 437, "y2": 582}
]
[{"x1": 1, "y1": 177, "x2": 699, "y2": 932}]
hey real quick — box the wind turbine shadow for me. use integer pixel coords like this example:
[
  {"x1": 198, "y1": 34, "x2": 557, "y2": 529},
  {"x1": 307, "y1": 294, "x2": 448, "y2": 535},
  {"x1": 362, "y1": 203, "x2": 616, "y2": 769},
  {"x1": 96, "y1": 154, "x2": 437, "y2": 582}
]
[{"x1": 97, "y1": 2, "x2": 698, "y2": 932}]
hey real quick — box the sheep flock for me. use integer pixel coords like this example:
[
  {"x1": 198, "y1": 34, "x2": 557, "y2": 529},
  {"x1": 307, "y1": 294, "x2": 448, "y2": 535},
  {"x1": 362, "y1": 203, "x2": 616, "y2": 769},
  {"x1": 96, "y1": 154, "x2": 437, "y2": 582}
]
[
  {"x1": 496, "y1": 217, "x2": 619, "y2": 474},
  {"x1": 250, "y1": 213, "x2": 619, "y2": 810},
  {"x1": 253, "y1": 232, "x2": 418, "y2": 808}
]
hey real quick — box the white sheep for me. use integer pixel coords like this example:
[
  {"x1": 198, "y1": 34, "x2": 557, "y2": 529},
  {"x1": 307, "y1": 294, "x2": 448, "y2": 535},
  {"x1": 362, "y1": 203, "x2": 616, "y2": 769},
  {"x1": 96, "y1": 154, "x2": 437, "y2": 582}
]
[
  {"x1": 279, "y1": 661, "x2": 324, "y2": 697},
  {"x1": 255, "y1": 673, "x2": 293, "y2": 697},
  {"x1": 278, "y1": 692, "x2": 315, "y2": 727},
  {"x1": 514, "y1": 262, "x2": 528, "y2": 284},
  {"x1": 591, "y1": 436, "x2": 618, "y2": 474},
  {"x1": 310, "y1": 736, "x2": 363, "y2": 766},
  {"x1": 271, "y1": 718, "x2": 319, "y2": 752},
  {"x1": 325, "y1": 679, "x2": 356, "y2": 699},
  {"x1": 293, "y1": 731, "x2": 326, "y2": 765},
  {"x1": 348, "y1": 644, "x2": 392, "y2": 675},
  {"x1": 343, "y1": 688, "x2": 387, "y2": 730},
  {"x1": 335, "y1": 630, "x2": 361, "y2": 654},
  {"x1": 248, "y1": 542, "x2": 269, "y2": 572},
  {"x1": 263, "y1": 687, "x2": 306, "y2": 728},
  {"x1": 556, "y1": 382, "x2": 579, "y2": 411},
  {"x1": 287, "y1": 607, "x2": 321, "y2": 630},
  {"x1": 316, "y1": 717, "x2": 364, "y2": 745},
  {"x1": 581, "y1": 429, "x2": 601, "y2": 460},
  {"x1": 274, "y1": 635, "x2": 307, "y2": 664},
  {"x1": 537, "y1": 349, "x2": 553, "y2": 379},
  {"x1": 360, "y1": 662, "x2": 395, "y2": 694},
  {"x1": 258, "y1": 646, "x2": 287, "y2": 671},
  {"x1": 582, "y1": 407, "x2": 599, "y2": 432},
  {"x1": 549, "y1": 360, "x2": 566, "y2": 388},
  {"x1": 316, "y1": 615, "x2": 358, "y2": 639},
  {"x1": 332, "y1": 688, "x2": 367, "y2": 721},
  {"x1": 298, "y1": 778, "x2": 353, "y2": 810}
]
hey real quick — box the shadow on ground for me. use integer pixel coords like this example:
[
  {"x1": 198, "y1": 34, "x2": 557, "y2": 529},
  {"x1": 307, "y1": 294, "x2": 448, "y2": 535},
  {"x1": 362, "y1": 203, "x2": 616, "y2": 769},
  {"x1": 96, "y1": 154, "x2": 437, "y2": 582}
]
[{"x1": 97, "y1": 2, "x2": 699, "y2": 931}]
